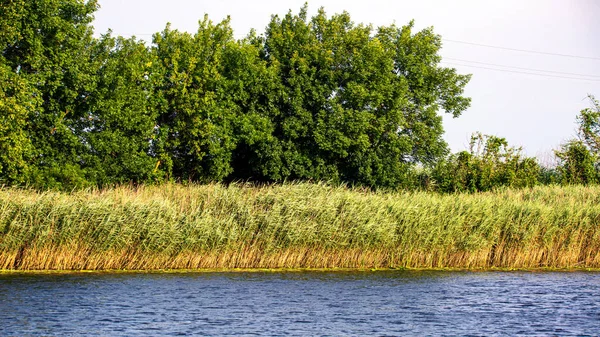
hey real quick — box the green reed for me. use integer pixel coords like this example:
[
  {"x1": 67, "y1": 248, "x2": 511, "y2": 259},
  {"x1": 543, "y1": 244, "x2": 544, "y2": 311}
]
[{"x1": 1, "y1": 183, "x2": 599, "y2": 270}]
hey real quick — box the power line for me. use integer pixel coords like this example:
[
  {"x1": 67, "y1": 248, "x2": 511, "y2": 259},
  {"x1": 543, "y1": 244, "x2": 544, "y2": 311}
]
[
  {"x1": 443, "y1": 39, "x2": 600, "y2": 61},
  {"x1": 441, "y1": 61, "x2": 600, "y2": 82},
  {"x1": 444, "y1": 57, "x2": 600, "y2": 78},
  {"x1": 105, "y1": 31, "x2": 600, "y2": 63}
]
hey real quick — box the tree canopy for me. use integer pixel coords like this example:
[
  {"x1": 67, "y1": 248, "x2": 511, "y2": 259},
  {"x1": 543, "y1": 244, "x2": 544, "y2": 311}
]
[
  {"x1": 0, "y1": 2, "x2": 476, "y2": 189},
  {"x1": 243, "y1": 7, "x2": 471, "y2": 187},
  {"x1": 4, "y1": 1, "x2": 599, "y2": 192}
]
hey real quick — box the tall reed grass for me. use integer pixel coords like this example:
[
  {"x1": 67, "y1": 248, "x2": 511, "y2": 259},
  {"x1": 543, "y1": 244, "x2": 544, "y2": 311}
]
[{"x1": 1, "y1": 183, "x2": 599, "y2": 270}]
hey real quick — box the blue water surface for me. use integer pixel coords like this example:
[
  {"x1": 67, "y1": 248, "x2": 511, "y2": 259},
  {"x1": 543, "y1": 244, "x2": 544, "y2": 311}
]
[{"x1": 0, "y1": 271, "x2": 599, "y2": 336}]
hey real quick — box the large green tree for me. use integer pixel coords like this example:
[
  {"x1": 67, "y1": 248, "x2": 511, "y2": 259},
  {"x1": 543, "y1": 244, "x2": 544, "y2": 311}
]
[
  {"x1": 1, "y1": 0, "x2": 98, "y2": 188},
  {"x1": 248, "y1": 6, "x2": 471, "y2": 187}
]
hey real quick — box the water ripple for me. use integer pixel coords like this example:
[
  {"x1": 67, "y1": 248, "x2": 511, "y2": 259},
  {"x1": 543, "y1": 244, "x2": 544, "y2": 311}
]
[{"x1": 0, "y1": 271, "x2": 599, "y2": 336}]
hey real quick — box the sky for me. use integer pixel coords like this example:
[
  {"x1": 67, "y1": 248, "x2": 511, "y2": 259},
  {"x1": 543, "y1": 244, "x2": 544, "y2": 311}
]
[{"x1": 91, "y1": 0, "x2": 600, "y2": 160}]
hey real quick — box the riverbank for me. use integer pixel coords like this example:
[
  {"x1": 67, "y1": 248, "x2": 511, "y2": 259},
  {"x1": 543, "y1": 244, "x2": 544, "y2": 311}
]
[
  {"x1": 1, "y1": 183, "x2": 599, "y2": 270},
  {"x1": 2, "y1": 267, "x2": 600, "y2": 275}
]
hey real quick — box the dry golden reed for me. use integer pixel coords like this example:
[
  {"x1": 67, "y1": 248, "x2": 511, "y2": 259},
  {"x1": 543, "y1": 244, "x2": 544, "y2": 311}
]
[{"x1": 1, "y1": 183, "x2": 599, "y2": 270}]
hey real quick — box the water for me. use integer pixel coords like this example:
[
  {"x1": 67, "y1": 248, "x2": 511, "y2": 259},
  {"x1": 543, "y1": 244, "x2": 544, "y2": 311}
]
[{"x1": 0, "y1": 271, "x2": 599, "y2": 336}]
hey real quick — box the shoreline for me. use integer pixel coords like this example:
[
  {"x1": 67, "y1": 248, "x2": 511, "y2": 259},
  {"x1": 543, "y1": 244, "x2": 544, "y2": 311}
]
[{"x1": 2, "y1": 266, "x2": 600, "y2": 275}]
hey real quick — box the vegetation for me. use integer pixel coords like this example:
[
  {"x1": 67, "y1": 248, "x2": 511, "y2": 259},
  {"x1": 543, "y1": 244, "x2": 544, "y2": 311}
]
[
  {"x1": 0, "y1": 0, "x2": 473, "y2": 189},
  {"x1": 1, "y1": 0, "x2": 598, "y2": 191},
  {"x1": 431, "y1": 133, "x2": 540, "y2": 193},
  {"x1": 554, "y1": 95, "x2": 600, "y2": 185},
  {"x1": 1, "y1": 183, "x2": 599, "y2": 270},
  {"x1": 1, "y1": 1, "x2": 600, "y2": 271}
]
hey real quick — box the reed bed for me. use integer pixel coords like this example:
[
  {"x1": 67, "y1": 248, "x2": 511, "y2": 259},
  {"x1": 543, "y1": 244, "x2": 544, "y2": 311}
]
[{"x1": 1, "y1": 183, "x2": 599, "y2": 270}]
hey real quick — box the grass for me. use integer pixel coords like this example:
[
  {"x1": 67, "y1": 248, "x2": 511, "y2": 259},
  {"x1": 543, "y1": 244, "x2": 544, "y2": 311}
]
[{"x1": 1, "y1": 183, "x2": 599, "y2": 270}]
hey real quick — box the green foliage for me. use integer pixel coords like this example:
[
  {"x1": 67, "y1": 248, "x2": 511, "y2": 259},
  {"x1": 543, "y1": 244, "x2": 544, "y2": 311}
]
[
  {"x1": 78, "y1": 34, "x2": 164, "y2": 186},
  {"x1": 223, "y1": 33, "x2": 281, "y2": 182},
  {"x1": 537, "y1": 166, "x2": 561, "y2": 185},
  {"x1": 152, "y1": 17, "x2": 239, "y2": 181},
  {"x1": 250, "y1": 6, "x2": 471, "y2": 187},
  {"x1": 554, "y1": 95, "x2": 600, "y2": 185},
  {"x1": 1, "y1": 0, "x2": 99, "y2": 189},
  {"x1": 6, "y1": 2, "x2": 598, "y2": 192},
  {"x1": 432, "y1": 133, "x2": 540, "y2": 192},
  {"x1": 555, "y1": 140, "x2": 598, "y2": 185},
  {"x1": 2, "y1": 183, "x2": 600, "y2": 269},
  {"x1": 0, "y1": 61, "x2": 38, "y2": 184},
  {"x1": 1, "y1": 3, "x2": 474, "y2": 190},
  {"x1": 0, "y1": 0, "x2": 168, "y2": 188},
  {"x1": 577, "y1": 95, "x2": 600, "y2": 155}
]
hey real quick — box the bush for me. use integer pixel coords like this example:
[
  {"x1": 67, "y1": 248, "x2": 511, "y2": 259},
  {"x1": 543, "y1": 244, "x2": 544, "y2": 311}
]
[{"x1": 432, "y1": 133, "x2": 540, "y2": 192}]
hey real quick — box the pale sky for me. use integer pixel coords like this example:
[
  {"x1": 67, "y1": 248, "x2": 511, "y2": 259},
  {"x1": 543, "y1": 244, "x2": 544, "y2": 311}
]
[{"x1": 92, "y1": 0, "x2": 600, "y2": 159}]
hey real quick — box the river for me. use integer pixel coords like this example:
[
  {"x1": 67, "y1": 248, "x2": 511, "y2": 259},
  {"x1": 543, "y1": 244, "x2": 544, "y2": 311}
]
[{"x1": 1, "y1": 271, "x2": 599, "y2": 336}]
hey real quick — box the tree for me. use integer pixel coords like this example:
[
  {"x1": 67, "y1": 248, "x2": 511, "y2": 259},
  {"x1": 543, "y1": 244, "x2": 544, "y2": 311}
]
[
  {"x1": 251, "y1": 6, "x2": 471, "y2": 187},
  {"x1": 0, "y1": 61, "x2": 38, "y2": 184},
  {"x1": 554, "y1": 95, "x2": 600, "y2": 185},
  {"x1": 577, "y1": 95, "x2": 600, "y2": 155},
  {"x1": 0, "y1": 3, "x2": 473, "y2": 190},
  {"x1": 0, "y1": 0, "x2": 99, "y2": 188},
  {"x1": 153, "y1": 17, "x2": 241, "y2": 182},
  {"x1": 432, "y1": 133, "x2": 540, "y2": 192},
  {"x1": 75, "y1": 34, "x2": 164, "y2": 186},
  {"x1": 222, "y1": 32, "x2": 281, "y2": 182},
  {"x1": 555, "y1": 140, "x2": 598, "y2": 185}
]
